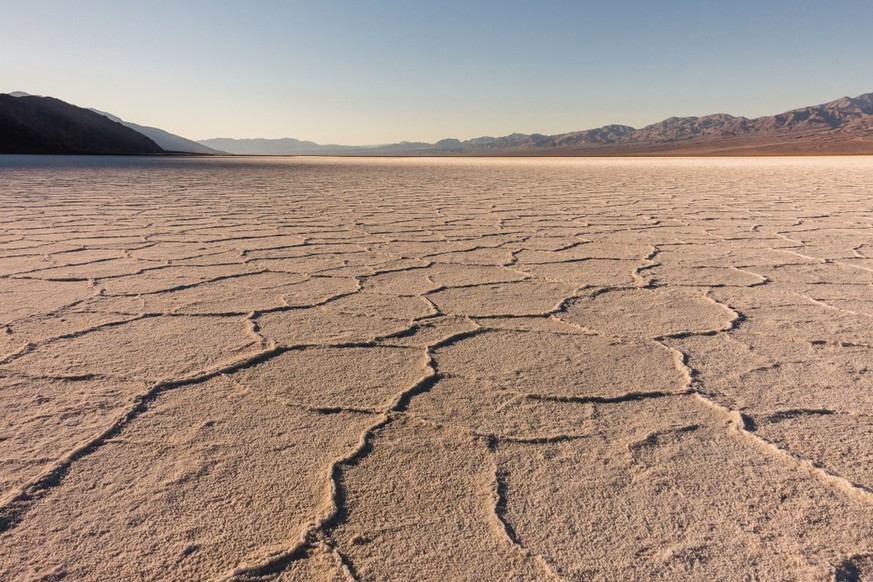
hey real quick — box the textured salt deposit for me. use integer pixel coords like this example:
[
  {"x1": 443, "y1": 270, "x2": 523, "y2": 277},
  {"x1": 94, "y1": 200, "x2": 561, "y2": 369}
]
[{"x1": 1, "y1": 156, "x2": 873, "y2": 580}]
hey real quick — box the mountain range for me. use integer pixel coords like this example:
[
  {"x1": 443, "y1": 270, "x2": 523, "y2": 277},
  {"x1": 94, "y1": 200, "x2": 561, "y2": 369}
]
[
  {"x1": 201, "y1": 92, "x2": 873, "y2": 156},
  {"x1": 2, "y1": 90, "x2": 873, "y2": 156}
]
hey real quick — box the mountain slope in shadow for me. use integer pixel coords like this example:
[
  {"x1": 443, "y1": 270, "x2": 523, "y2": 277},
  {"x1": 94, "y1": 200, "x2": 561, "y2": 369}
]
[{"x1": 0, "y1": 94, "x2": 164, "y2": 155}]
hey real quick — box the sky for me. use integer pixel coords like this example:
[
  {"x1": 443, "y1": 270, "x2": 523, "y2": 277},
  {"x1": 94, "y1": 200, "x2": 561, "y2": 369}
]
[{"x1": 2, "y1": 1, "x2": 872, "y2": 145}]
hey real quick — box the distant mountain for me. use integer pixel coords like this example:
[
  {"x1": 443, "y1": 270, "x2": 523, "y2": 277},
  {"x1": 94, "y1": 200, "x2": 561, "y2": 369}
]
[
  {"x1": 90, "y1": 109, "x2": 222, "y2": 154},
  {"x1": 0, "y1": 94, "x2": 164, "y2": 155},
  {"x1": 197, "y1": 137, "x2": 359, "y2": 155},
  {"x1": 200, "y1": 91, "x2": 873, "y2": 156},
  {"x1": 618, "y1": 93, "x2": 873, "y2": 151}
]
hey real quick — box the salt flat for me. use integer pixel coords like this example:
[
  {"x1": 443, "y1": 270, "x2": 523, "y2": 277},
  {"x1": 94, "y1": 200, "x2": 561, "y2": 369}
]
[{"x1": 1, "y1": 156, "x2": 873, "y2": 581}]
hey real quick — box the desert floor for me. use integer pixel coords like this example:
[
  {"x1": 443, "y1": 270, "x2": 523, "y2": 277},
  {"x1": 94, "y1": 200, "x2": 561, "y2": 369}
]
[{"x1": 1, "y1": 156, "x2": 873, "y2": 581}]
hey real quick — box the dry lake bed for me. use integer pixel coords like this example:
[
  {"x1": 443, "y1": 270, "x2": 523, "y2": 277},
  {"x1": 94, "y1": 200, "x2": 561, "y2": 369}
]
[{"x1": 1, "y1": 155, "x2": 873, "y2": 581}]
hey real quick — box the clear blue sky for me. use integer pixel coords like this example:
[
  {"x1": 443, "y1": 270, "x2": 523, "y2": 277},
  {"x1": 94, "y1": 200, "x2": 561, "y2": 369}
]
[{"x1": 2, "y1": 0, "x2": 871, "y2": 144}]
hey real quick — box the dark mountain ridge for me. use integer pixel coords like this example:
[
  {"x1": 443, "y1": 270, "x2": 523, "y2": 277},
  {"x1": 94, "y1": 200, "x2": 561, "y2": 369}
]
[{"x1": 0, "y1": 94, "x2": 164, "y2": 155}]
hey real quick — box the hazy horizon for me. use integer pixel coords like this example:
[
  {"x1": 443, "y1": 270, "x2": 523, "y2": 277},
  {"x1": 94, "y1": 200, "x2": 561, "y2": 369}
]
[{"x1": 2, "y1": 0, "x2": 872, "y2": 145}]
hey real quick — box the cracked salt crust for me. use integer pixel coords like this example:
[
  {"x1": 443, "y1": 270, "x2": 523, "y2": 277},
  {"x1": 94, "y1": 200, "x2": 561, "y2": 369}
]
[{"x1": 1, "y1": 156, "x2": 873, "y2": 580}]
